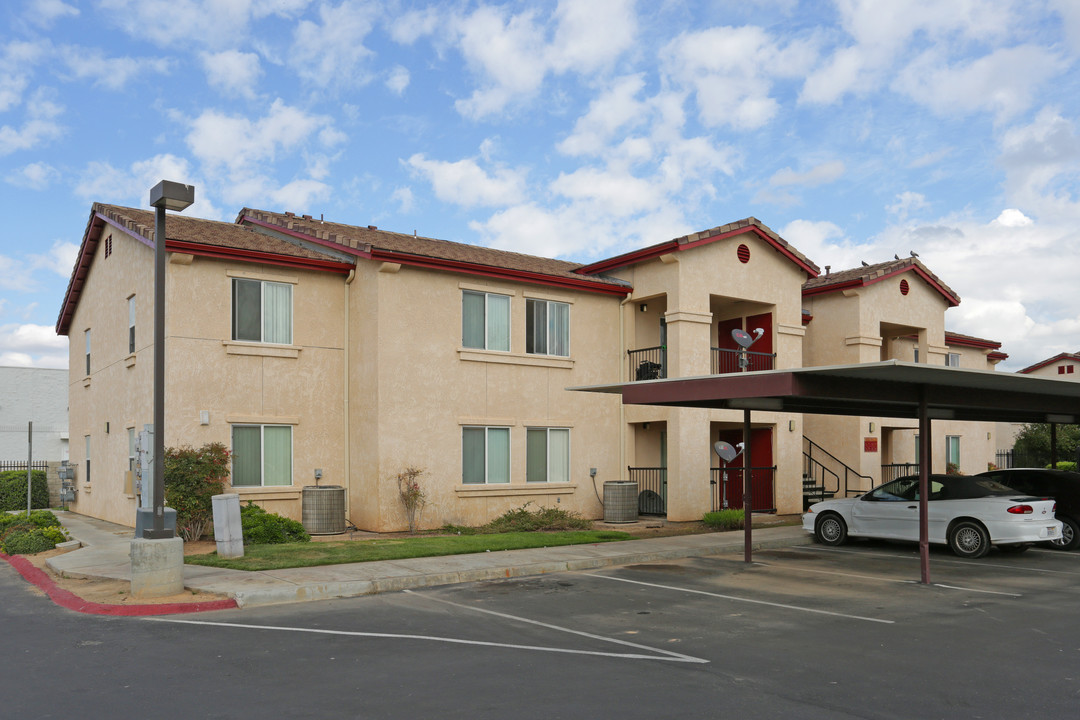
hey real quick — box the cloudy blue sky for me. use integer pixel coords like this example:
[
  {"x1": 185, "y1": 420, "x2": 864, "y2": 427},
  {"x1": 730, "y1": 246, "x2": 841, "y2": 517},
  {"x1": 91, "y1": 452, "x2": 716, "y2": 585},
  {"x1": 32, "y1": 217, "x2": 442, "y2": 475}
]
[{"x1": 2, "y1": 0, "x2": 1079, "y2": 371}]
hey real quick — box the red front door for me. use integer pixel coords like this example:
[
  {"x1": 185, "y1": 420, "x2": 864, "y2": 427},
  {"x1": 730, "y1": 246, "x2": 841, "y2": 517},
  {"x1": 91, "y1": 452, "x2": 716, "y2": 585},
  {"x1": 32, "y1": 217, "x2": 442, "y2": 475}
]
[{"x1": 715, "y1": 428, "x2": 774, "y2": 511}]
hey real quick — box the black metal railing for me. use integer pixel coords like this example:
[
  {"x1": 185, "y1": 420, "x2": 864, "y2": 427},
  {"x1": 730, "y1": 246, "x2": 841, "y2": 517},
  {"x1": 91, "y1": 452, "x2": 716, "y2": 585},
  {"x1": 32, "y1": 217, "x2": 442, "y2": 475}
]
[
  {"x1": 0, "y1": 461, "x2": 49, "y2": 473},
  {"x1": 710, "y1": 466, "x2": 776, "y2": 512},
  {"x1": 627, "y1": 466, "x2": 667, "y2": 515},
  {"x1": 803, "y1": 436, "x2": 873, "y2": 505},
  {"x1": 711, "y1": 347, "x2": 775, "y2": 374},
  {"x1": 881, "y1": 463, "x2": 919, "y2": 482},
  {"x1": 995, "y1": 449, "x2": 1049, "y2": 469},
  {"x1": 628, "y1": 347, "x2": 666, "y2": 381}
]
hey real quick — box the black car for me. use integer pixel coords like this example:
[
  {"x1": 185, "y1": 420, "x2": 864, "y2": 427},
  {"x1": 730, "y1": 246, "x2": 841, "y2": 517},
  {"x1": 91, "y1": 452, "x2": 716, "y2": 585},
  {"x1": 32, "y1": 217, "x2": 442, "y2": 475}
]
[{"x1": 977, "y1": 468, "x2": 1080, "y2": 550}]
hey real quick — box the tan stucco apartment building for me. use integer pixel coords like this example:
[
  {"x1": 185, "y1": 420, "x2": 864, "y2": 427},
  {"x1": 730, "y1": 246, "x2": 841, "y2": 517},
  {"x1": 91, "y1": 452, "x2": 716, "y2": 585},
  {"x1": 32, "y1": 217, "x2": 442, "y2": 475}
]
[{"x1": 56, "y1": 203, "x2": 1007, "y2": 531}]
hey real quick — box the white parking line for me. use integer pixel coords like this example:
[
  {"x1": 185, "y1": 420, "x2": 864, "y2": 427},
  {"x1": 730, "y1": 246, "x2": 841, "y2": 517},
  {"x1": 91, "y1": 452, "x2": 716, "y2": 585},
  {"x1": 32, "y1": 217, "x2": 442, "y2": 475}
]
[
  {"x1": 403, "y1": 590, "x2": 706, "y2": 663},
  {"x1": 147, "y1": 613, "x2": 708, "y2": 665},
  {"x1": 932, "y1": 584, "x2": 1021, "y2": 597},
  {"x1": 590, "y1": 573, "x2": 894, "y2": 624}
]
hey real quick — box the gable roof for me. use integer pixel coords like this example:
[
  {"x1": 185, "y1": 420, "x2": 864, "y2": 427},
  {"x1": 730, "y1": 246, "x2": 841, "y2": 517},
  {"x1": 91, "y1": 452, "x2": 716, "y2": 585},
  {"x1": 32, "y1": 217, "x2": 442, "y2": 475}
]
[
  {"x1": 1020, "y1": 352, "x2": 1080, "y2": 374},
  {"x1": 572, "y1": 217, "x2": 820, "y2": 277},
  {"x1": 238, "y1": 208, "x2": 631, "y2": 295},
  {"x1": 56, "y1": 204, "x2": 353, "y2": 335},
  {"x1": 802, "y1": 257, "x2": 960, "y2": 307}
]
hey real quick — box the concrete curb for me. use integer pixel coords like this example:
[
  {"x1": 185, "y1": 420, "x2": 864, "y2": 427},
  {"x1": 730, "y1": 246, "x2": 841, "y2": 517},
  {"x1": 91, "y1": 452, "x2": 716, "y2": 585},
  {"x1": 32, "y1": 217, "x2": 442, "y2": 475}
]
[{"x1": 1, "y1": 551, "x2": 238, "y2": 616}]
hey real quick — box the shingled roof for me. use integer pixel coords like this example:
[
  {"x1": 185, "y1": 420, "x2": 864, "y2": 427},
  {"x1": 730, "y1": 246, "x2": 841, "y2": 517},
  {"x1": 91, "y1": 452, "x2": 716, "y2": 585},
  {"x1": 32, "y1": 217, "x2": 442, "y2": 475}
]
[
  {"x1": 56, "y1": 204, "x2": 352, "y2": 335},
  {"x1": 238, "y1": 208, "x2": 631, "y2": 294},
  {"x1": 803, "y1": 257, "x2": 960, "y2": 306},
  {"x1": 573, "y1": 217, "x2": 820, "y2": 277}
]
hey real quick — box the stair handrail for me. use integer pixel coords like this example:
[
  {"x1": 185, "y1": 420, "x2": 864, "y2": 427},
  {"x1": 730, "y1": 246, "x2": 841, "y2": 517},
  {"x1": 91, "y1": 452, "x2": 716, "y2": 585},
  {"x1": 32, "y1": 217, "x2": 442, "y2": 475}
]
[{"x1": 803, "y1": 436, "x2": 874, "y2": 498}]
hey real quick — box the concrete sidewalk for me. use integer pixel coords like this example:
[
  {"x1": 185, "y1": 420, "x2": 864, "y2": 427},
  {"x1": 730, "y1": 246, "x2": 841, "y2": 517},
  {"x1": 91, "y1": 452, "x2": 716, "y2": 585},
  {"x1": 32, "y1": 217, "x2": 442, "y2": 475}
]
[{"x1": 46, "y1": 511, "x2": 813, "y2": 608}]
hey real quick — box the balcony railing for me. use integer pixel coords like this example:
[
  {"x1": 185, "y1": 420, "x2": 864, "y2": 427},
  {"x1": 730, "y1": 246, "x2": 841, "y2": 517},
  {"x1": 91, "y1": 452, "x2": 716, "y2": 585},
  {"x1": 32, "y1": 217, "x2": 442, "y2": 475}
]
[
  {"x1": 711, "y1": 347, "x2": 776, "y2": 374},
  {"x1": 628, "y1": 346, "x2": 666, "y2": 381}
]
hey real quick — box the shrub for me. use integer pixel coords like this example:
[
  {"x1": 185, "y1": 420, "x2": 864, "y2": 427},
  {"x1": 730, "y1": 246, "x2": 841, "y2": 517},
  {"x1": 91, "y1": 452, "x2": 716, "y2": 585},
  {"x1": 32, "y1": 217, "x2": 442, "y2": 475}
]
[
  {"x1": 163, "y1": 443, "x2": 230, "y2": 542},
  {"x1": 27, "y1": 509, "x2": 60, "y2": 528},
  {"x1": 2, "y1": 527, "x2": 57, "y2": 555},
  {"x1": 475, "y1": 503, "x2": 592, "y2": 534},
  {"x1": 703, "y1": 509, "x2": 745, "y2": 531},
  {"x1": 0, "y1": 519, "x2": 34, "y2": 543},
  {"x1": 240, "y1": 503, "x2": 310, "y2": 544},
  {"x1": 395, "y1": 467, "x2": 428, "y2": 533},
  {"x1": 0, "y1": 470, "x2": 49, "y2": 511},
  {"x1": 1049, "y1": 461, "x2": 1078, "y2": 472}
]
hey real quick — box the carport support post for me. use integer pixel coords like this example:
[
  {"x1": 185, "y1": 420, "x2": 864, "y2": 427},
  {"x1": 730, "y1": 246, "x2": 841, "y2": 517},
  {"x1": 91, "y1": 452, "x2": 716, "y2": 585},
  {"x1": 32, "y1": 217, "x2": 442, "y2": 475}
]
[
  {"x1": 743, "y1": 409, "x2": 752, "y2": 563},
  {"x1": 918, "y1": 388, "x2": 931, "y2": 585}
]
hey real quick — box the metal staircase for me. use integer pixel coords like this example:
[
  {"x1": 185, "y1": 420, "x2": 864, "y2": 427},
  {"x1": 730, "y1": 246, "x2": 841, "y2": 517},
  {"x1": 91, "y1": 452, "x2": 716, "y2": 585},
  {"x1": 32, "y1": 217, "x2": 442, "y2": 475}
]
[{"x1": 802, "y1": 436, "x2": 874, "y2": 510}]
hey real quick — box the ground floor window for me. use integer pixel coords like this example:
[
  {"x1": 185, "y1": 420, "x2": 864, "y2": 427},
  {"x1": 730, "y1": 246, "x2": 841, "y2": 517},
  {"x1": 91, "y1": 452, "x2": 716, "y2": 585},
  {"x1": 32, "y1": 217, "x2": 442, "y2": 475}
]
[
  {"x1": 946, "y1": 435, "x2": 961, "y2": 470},
  {"x1": 462, "y1": 426, "x2": 510, "y2": 484},
  {"x1": 526, "y1": 427, "x2": 570, "y2": 482},
  {"x1": 232, "y1": 425, "x2": 293, "y2": 487}
]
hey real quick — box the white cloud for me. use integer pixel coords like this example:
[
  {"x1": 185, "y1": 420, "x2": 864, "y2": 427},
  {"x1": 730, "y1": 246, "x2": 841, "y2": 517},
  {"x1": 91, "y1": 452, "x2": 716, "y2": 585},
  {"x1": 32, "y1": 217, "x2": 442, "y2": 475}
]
[
  {"x1": 405, "y1": 153, "x2": 527, "y2": 208},
  {"x1": 76, "y1": 154, "x2": 195, "y2": 206},
  {"x1": 778, "y1": 219, "x2": 851, "y2": 267},
  {"x1": 30, "y1": 240, "x2": 80, "y2": 278},
  {"x1": 391, "y1": 187, "x2": 414, "y2": 213},
  {"x1": 0, "y1": 255, "x2": 34, "y2": 292},
  {"x1": 268, "y1": 178, "x2": 332, "y2": 210},
  {"x1": 887, "y1": 191, "x2": 929, "y2": 219},
  {"x1": 4, "y1": 162, "x2": 59, "y2": 190},
  {"x1": 770, "y1": 161, "x2": 846, "y2": 188},
  {"x1": 389, "y1": 7, "x2": 441, "y2": 44},
  {"x1": 546, "y1": 0, "x2": 637, "y2": 74},
  {"x1": 58, "y1": 47, "x2": 171, "y2": 90},
  {"x1": 96, "y1": 0, "x2": 310, "y2": 48},
  {"x1": 893, "y1": 45, "x2": 1064, "y2": 120},
  {"x1": 993, "y1": 208, "x2": 1033, "y2": 227},
  {"x1": 663, "y1": 25, "x2": 817, "y2": 130},
  {"x1": 0, "y1": 324, "x2": 68, "y2": 368},
  {"x1": 550, "y1": 167, "x2": 660, "y2": 216},
  {"x1": 290, "y1": 0, "x2": 378, "y2": 88},
  {"x1": 25, "y1": 0, "x2": 79, "y2": 28},
  {"x1": 558, "y1": 74, "x2": 649, "y2": 157},
  {"x1": 202, "y1": 50, "x2": 262, "y2": 98},
  {"x1": 0, "y1": 88, "x2": 64, "y2": 156},
  {"x1": 385, "y1": 65, "x2": 410, "y2": 95},
  {"x1": 999, "y1": 107, "x2": 1080, "y2": 222}
]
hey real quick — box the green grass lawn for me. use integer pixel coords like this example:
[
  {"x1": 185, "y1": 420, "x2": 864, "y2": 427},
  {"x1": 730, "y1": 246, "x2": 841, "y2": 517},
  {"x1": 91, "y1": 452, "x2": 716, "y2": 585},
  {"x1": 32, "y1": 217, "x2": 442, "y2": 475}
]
[{"x1": 185, "y1": 530, "x2": 632, "y2": 571}]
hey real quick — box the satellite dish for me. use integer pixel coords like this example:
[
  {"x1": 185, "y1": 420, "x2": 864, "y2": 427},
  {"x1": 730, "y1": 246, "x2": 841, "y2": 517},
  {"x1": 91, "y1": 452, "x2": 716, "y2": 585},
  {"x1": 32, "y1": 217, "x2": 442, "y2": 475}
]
[
  {"x1": 713, "y1": 441, "x2": 739, "y2": 463},
  {"x1": 731, "y1": 328, "x2": 753, "y2": 348}
]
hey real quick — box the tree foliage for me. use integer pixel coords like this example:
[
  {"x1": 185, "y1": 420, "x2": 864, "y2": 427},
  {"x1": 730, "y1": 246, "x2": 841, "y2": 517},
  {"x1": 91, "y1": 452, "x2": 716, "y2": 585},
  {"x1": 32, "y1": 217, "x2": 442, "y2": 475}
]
[
  {"x1": 0, "y1": 470, "x2": 49, "y2": 511},
  {"x1": 163, "y1": 443, "x2": 230, "y2": 542},
  {"x1": 1013, "y1": 423, "x2": 1080, "y2": 464}
]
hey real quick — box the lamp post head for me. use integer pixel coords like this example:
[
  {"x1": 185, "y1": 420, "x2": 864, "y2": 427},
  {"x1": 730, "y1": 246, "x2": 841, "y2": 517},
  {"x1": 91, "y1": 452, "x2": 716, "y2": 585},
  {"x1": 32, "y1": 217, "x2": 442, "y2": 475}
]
[{"x1": 149, "y1": 180, "x2": 195, "y2": 212}]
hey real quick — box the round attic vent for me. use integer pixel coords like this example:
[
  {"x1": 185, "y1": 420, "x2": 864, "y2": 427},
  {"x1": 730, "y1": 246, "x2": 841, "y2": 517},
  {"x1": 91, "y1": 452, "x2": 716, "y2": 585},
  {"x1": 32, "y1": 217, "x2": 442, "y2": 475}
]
[
  {"x1": 900, "y1": 279, "x2": 910, "y2": 296},
  {"x1": 737, "y1": 244, "x2": 751, "y2": 263}
]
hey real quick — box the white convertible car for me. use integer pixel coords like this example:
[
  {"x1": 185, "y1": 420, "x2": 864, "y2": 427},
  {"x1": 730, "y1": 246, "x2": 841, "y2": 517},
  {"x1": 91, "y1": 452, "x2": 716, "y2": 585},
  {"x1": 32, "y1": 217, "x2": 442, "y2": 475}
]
[{"x1": 803, "y1": 474, "x2": 1062, "y2": 558}]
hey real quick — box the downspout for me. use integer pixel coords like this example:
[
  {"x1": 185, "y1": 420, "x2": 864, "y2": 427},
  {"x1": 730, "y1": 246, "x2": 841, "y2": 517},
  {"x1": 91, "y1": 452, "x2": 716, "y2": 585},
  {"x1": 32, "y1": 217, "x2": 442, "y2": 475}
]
[
  {"x1": 619, "y1": 294, "x2": 633, "y2": 483},
  {"x1": 344, "y1": 268, "x2": 355, "y2": 521}
]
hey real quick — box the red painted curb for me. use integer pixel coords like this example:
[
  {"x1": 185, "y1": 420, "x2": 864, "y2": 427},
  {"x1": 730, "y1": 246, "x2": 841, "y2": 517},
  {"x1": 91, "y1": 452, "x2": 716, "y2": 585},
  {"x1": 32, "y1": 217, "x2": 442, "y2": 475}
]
[{"x1": 1, "y1": 552, "x2": 237, "y2": 616}]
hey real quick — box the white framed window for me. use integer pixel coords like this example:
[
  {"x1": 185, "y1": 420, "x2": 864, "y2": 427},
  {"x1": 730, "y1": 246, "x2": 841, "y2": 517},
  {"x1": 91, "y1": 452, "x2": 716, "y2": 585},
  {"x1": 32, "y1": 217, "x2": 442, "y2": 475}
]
[
  {"x1": 128, "y1": 296, "x2": 136, "y2": 354},
  {"x1": 232, "y1": 425, "x2": 293, "y2": 487},
  {"x1": 945, "y1": 352, "x2": 960, "y2": 367},
  {"x1": 84, "y1": 329, "x2": 91, "y2": 376},
  {"x1": 462, "y1": 291, "x2": 510, "y2": 351},
  {"x1": 232, "y1": 278, "x2": 293, "y2": 344},
  {"x1": 462, "y1": 426, "x2": 510, "y2": 484},
  {"x1": 84, "y1": 435, "x2": 91, "y2": 484},
  {"x1": 526, "y1": 427, "x2": 570, "y2": 483},
  {"x1": 526, "y1": 299, "x2": 570, "y2": 357},
  {"x1": 946, "y1": 435, "x2": 961, "y2": 468},
  {"x1": 127, "y1": 428, "x2": 136, "y2": 472}
]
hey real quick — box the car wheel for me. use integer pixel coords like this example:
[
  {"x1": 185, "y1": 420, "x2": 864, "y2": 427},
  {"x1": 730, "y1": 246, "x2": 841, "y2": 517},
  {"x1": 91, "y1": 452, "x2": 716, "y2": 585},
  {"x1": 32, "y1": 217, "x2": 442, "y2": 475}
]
[
  {"x1": 1049, "y1": 515, "x2": 1080, "y2": 551},
  {"x1": 814, "y1": 513, "x2": 847, "y2": 546},
  {"x1": 948, "y1": 520, "x2": 990, "y2": 559}
]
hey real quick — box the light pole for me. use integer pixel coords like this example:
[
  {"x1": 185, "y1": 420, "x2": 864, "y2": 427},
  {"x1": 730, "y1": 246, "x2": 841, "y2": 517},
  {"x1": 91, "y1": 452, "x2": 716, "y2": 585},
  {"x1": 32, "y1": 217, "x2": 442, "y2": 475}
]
[{"x1": 145, "y1": 180, "x2": 194, "y2": 539}]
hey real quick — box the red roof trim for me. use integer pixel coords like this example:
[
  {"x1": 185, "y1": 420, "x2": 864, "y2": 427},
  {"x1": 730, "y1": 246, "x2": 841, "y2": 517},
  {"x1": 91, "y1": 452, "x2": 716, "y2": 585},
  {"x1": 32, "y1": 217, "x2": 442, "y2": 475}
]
[
  {"x1": 574, "y1": 225, "x2": 818, "y2": 277},
  {"x1": 803, "y1": 265, "x2": 960, "y2": 307},
  {"x1": 1019, "y1": 353, "x2": 1080, "y2": 374},
  {"x1": 945, "y1": 333, "x2": 1001, "y2": 350},
  {"x1": 366, "y1": 248, "x2": 631, "y2": 296},
  {"x1": 168, "y1": 240, "x2": 354, "y2": 274},
  {"x1": 987, "y1": 351, "x2": 1009, "y2": 362}
]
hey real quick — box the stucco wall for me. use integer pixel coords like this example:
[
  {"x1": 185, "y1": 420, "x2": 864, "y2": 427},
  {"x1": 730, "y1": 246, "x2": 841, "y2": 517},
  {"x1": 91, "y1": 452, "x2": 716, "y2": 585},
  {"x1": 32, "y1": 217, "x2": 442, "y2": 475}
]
[{"x1": 0, "y1": 367, "x2": 68, "y2": 462}]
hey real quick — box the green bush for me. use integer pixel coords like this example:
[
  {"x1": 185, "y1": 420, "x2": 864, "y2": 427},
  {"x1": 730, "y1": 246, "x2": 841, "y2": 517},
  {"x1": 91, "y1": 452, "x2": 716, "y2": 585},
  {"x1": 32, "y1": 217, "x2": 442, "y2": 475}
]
[
  {"x1": 26, "y1": 509, "x2": 60, "y2": 528},
  {"x1": 703, "y1": 509, "x2": 745, "y2": 531},
  {"x1": 240, "y1": 503, "x2": 310, "y2": 544},
  {"x1": 163, "y1": 443, "x2": 230, "y2": 542},
  {"x1": 0, "y1": 519, "x2": 34, "y2": 543},
  {"x1": 0, "y1": 470, "x2": 49, "y2": 511},
  {"x1": 444, "y1": 503, "x2": 593, "y2": 535},
  {"x1": 2, "y1": 527, "x2": 57, "y2": 555},
  {"x1": 1049, "y1": 461, "x2": 1078, "y2": 472}
]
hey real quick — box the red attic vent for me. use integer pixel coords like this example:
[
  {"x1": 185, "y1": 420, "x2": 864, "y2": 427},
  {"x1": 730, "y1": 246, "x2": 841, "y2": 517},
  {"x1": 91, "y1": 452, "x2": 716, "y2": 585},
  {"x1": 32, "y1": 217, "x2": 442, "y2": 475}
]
[{"x1": 737, "y1": 244, "x2": 750, "y2": 264}]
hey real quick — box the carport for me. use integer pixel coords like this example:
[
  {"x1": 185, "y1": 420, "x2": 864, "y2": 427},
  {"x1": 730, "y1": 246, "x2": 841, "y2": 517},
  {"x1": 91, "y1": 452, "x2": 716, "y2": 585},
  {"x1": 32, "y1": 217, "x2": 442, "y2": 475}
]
[{"x1": 575, "y1": 360, "x2": 1080, "y2": 583}]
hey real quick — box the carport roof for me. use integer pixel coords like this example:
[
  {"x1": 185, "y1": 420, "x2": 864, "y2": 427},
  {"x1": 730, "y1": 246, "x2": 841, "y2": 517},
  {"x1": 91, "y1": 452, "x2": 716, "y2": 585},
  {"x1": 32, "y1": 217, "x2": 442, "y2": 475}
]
[{"x1": 574, "y1": 360, "x2": 1080, "y2": 424}]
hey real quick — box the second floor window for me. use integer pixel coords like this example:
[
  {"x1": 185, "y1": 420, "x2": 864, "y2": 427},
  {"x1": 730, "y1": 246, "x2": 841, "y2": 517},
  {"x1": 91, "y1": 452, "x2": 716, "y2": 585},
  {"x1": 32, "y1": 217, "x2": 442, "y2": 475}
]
[
  {"x1": 462, "y1": 291, "x2": 510, "y2": 351},
  {"x1": 128, "y1": 296, "x2": 136, "y2": 354},
  {"x1": 232, "y1": 279, "x2": 292, "y2": 344},
  {"x1": 526, "y1": 299, "x2": 569, "y2": 356},
  {"x1": 84, "y1": 329, "x2": 91, "y2": 376},
  {"x1": 946, "y1": 352, "x2": 960, "y2": 367}
]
